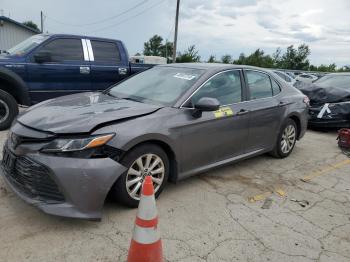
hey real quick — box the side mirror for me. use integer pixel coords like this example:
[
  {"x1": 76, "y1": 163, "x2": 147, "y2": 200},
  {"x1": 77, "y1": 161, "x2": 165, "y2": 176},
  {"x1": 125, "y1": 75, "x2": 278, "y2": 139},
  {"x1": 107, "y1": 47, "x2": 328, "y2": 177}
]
[
  {"x1": 34, "y1": 51, "x2": 51, "y2": 63},
  {"x1": 192, "y1": 97, "x2": 220, "y2": 117}
]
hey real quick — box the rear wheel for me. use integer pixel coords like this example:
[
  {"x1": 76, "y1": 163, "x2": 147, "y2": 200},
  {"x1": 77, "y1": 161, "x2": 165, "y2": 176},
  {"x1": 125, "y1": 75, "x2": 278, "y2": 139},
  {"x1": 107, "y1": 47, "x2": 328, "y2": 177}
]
[
  {"x1": 0, "y1": 89, "x2": 18, "y2": 130},
  {"x1": 270, "y1": 118, "x2": 297, "y2": 158},
  {"x1": 111, "y1": 144, "x2": 169, "y2": 207}
]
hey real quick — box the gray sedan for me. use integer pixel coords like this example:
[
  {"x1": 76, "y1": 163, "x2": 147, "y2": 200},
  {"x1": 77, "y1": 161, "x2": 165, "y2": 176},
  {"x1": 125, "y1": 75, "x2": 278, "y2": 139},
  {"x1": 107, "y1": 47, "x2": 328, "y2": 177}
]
[{"x1": 1, "y1": 64, "x2": 308, "y2": 220}]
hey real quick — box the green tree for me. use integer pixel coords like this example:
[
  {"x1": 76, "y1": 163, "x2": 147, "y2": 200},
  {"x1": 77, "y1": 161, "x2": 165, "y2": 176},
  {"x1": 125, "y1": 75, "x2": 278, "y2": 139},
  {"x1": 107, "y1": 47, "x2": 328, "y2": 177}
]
[
  {"x1": 161, "y1": 41, "x2": 173, "y2": 61},
  {"x1": 143, "y1": 35, "x2": 164, "y2": 56},
  {"x1": 176, "y1": 45, "x2": 200, "y2": 63},
  {"x1": 221, "y1": 54, "x2": 232, "y2": 64},
  {"x1": 233, "y1": 49, "x2": 273, "y2": 68},
  {"x1": 22, "y1": 21, "x2": 39, "y2": 31},
  {"x1": 272, "y1": 47, "x2": 282, "y2": 67},
  {"x1": 143, "y1": 35, "x2": 173, "y2": 62},
  {"x1": 233, "y1": 53, "x2": 246, "y2": 65},
  {"x1": 207, "y1": 55, "x2": 216, "y2": 63},
  {"x1": 279, "y1": 44, "x2": 310, "y2": 70}
]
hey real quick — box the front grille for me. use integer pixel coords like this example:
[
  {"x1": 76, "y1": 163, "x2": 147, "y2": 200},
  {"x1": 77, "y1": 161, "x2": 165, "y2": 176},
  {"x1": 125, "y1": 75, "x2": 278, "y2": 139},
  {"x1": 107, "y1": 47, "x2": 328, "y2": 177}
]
[{"x1": 2, "y1": 146, "x2": 65, "y2": 203}]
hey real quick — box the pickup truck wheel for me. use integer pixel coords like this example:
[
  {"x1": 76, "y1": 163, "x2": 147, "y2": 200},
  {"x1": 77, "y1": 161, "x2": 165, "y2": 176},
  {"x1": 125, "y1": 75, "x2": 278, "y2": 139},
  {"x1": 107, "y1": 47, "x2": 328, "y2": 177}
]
[
  {"x1": 111, "y1": 143, "x2": 169, "y2": 208},
  {"x1": 0, "y1": 90, "x2": 18, "y2": 130}
]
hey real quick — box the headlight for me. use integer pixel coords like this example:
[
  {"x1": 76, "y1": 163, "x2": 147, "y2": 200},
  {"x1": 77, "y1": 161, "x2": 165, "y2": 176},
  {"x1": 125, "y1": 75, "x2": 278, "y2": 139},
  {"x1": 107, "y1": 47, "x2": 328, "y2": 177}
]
[{"x1": 41, "y1": 133, "x2": 115, "y2": 153}]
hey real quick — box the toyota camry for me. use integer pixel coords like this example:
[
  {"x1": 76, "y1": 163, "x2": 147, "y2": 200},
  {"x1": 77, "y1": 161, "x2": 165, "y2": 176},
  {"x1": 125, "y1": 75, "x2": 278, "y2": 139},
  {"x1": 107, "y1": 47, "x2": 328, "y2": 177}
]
[{"x1": 1, "y1": 64, "x2": 308, "y2": 220}]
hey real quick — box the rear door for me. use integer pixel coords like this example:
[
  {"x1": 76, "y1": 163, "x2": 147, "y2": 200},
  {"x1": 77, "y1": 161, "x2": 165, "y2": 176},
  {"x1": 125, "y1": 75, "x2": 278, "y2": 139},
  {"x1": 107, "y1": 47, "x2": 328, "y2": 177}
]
[
  {"x1": 88, "y1": 40, "x2": 129, "y2": 91},
  {"x1": 243, "y1": 70, "x2": 285, "y2": 153},
  {"x1": 179, "y1": 69, "x2": 251, "y2": 174},
  {"x1": 26, "y1": 38, "x2": 91, "y2": 104}
]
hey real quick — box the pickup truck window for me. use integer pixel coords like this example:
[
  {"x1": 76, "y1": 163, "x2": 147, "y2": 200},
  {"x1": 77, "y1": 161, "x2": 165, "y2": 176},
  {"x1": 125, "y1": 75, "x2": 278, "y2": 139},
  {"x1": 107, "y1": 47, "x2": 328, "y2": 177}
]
[
  {"x1": 7, "y1": 35, "x2": 49, "y2": 56},
  {"x1": 39, "y1": 39, "x2": 84, "y2": 62},
  {"x1": 91, "y1": 41, "x2": 121, "y2": 63}
]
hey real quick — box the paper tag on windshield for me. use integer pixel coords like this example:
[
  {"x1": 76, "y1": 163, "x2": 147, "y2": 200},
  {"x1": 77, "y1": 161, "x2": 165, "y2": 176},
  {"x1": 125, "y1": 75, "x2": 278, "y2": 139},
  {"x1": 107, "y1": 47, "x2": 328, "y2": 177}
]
[{"x1": 173, "y1": 73, "x2": 197, "y2": 80}]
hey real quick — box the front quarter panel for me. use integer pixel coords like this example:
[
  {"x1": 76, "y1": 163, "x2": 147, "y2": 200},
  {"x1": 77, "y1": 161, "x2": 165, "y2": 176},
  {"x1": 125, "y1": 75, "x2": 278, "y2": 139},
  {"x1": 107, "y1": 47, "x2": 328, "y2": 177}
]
[{"x1": 94, "y1": 107, "x2": 182, "y2": 156}]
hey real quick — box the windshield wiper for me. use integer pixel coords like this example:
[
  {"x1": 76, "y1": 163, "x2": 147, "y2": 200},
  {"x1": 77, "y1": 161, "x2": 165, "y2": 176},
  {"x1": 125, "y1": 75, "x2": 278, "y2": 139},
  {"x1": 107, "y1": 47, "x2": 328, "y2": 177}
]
[
  {"x1": 120, "y1": 97, "x2": 141, "y2": 103},
  {"x1": 106, "y1": 92, "x2": 118, "y2": 98}
]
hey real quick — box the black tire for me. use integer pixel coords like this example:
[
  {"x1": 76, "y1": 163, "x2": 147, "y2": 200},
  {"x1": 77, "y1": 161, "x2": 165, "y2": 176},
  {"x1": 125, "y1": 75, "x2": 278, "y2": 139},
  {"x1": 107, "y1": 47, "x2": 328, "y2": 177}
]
[
  {"x1": 270, "y1": 118, "x2": 297, "y2": 158},
  {"x1": 111, "y1": 143, "x2": 169, "y2": 207},
  {"x1": 0, "y1": 89, "x2": 18, "y2": 130}
]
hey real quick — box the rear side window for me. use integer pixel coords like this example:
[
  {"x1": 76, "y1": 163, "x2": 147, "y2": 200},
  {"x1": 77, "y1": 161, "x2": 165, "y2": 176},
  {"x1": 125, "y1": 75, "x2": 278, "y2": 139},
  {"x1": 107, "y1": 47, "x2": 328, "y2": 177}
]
[
  {"x1": 191, "y1": 70, "x2": 242, "y2": 105},
  {"x1": 39, "y1": 39, "x2": 84, "y2": 62},
  {"x1": 91, "y1": 41, "x2": 121, "y2": 63},
  {"x1": 246, "y1": 71, "x2": 273, "y2": 100},
  {"x1": 271, "y1": 79, "x2": 281, "y2": 95}
]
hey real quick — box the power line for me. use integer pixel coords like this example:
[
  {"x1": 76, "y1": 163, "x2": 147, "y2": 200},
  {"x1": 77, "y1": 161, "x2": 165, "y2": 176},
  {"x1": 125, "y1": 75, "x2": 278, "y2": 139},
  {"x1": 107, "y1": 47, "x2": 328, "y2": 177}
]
[
  {"x1": 46, "y1": 0, "x2": 149, "y2": 27},
  {"x1": 87, "y1": 0, "x2": 166, "y2": 34}
]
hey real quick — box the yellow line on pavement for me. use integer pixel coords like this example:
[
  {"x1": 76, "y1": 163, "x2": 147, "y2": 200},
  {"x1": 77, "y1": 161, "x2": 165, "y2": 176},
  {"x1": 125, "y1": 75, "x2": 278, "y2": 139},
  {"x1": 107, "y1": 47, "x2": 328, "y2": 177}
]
[
  {"x1": 301, "y1": 159, "x2": 350, "y2": 182},
  {"x1": 248, "y1": 188, "x2": 286, "y2": 203},
  {"x1": 248, "y1": 191, "x2": 272, "y2": 203}
]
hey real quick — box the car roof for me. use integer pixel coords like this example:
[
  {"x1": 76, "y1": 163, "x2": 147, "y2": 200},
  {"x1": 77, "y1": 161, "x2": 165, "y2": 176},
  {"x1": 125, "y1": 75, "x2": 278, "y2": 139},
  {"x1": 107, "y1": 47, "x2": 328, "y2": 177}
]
[
  {"x1": 157, "y1": 63, "x2": 271, "y2": 72},
  {"x1": 40, "y1": 33, "x2": 122, "y2": 43}
]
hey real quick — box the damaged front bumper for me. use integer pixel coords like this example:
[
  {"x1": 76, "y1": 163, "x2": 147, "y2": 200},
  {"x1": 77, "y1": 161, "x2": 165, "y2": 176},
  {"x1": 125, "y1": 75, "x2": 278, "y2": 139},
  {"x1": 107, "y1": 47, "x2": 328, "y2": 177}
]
[
  {"x1": 308, "y1": 103, "x2": 350, "y2": 128},
  {"x1": 1, "y1": 142, "x2": 127, "y2": 220}
]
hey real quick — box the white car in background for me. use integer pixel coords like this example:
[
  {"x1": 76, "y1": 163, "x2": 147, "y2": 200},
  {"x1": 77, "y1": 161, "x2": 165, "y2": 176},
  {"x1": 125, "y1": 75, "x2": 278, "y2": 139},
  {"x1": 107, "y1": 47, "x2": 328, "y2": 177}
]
[
  {"x1": 273, "y1": 70, "x2": 296, "y2": 86},
  {"x1": 296, "y1": 73, "x2": 318, "y2": 83}
]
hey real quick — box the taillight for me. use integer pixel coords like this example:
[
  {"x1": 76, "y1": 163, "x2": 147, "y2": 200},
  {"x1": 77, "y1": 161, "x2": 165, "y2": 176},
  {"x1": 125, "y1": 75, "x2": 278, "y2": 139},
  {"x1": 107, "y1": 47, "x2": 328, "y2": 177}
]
[{"x1": 303, "y1": 96, "x2": 310, "y2": 106}]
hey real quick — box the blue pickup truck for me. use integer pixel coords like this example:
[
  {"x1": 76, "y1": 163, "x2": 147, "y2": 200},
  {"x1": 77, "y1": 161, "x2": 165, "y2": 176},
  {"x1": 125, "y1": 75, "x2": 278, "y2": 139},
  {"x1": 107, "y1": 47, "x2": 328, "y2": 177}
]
[{"x1": 0, "y1": 34, "x2": 153, "y2": 130}]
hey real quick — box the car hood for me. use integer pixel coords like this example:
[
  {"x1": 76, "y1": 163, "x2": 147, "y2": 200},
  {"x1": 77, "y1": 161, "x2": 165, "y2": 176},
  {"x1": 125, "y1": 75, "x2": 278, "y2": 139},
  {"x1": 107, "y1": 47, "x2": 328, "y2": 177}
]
[
  {"x1": 0, "y1": 54, "x2": 25, "y2": 63},
  {"x1": 17, "y1": 92, "x2": 162, "y2": 134},
  {"x1": 297, "y1": 82, "x2": 350, "y2": 105}
]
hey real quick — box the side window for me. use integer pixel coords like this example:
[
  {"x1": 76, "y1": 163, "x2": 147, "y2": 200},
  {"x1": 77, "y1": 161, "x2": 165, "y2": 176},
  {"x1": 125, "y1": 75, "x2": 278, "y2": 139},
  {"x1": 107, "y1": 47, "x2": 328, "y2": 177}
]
[
  {"x1": 39, "y1": 39, "x2": 84, "y2": 62},
  {"x1": 191, "y1": 70, "x2": 242, "y2": 106},
  {"x1": 246, "y1": 71, "x2": 273, "y2": 100},
  {"x1": 271, "y1": 79, "x2": 281, "y2": 95},
  {"x1": 91, "y1": 41, "x2": 121, "y2": 63}
]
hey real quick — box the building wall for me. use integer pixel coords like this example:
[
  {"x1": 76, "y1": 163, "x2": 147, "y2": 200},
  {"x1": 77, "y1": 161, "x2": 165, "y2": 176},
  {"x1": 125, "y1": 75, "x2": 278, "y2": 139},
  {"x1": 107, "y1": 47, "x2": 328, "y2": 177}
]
[{"x1": 0, "y1": 20, "x2": 37, "y2": 51}]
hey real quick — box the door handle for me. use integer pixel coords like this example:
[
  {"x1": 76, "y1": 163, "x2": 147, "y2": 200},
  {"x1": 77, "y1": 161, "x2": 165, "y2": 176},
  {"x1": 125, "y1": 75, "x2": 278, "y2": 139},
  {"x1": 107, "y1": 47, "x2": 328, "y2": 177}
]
[
  {"x1": 80, "y1": 66, "x2": 90, "y2": 74},
  {"x1": 118, "y1": 67, "x2": 128, "y2": 75},
  {"x1": 237, "y1": 109, "x2": 249, "y2": 115}
]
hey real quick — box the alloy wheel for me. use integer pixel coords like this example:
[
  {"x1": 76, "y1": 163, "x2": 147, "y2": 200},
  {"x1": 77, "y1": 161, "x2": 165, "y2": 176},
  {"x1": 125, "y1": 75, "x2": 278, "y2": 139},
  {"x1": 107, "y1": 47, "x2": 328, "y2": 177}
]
[
  {"x1": 126, "y1": 153, "x2": 165, "y2": 200},
  {"x1": 280, "y1": 124, "x2": 296, "y2": 154}
]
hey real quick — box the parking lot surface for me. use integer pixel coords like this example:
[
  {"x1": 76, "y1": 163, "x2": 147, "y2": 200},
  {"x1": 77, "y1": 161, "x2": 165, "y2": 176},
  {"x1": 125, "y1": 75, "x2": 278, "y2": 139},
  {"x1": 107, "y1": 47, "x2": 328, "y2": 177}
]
[{"x1": 0, "y1": 129, "x2": 350, "y2": 262}]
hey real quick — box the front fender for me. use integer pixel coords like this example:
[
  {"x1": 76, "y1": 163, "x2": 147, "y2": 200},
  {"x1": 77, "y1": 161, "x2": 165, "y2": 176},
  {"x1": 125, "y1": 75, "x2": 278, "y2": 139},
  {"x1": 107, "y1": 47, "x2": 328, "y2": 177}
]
[{"x1": 0, "y1": 66, "x2": 31, "y2": 105}]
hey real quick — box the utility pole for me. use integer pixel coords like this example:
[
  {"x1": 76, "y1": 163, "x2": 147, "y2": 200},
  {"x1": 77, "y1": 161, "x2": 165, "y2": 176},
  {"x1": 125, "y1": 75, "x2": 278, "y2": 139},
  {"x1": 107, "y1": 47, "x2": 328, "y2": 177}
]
[
  {"x1": 40, "y1": 11, "x2": 43, "y2": 33},
  {"x1": 172, "y1": 0, "x2": 180, "y2": 63},
  {"x1": 165, "y1": 39, "x2": 168, "y2": 63}
]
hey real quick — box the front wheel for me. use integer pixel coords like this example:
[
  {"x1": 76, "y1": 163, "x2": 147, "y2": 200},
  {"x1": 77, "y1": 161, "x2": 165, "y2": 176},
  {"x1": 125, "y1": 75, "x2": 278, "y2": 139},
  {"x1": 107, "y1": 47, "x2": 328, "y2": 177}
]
[
  {"x1": 270, "y1": 118, "x2": 297, "y2": 158},
  {"x1": 0, "y1": 90, "x2": 18, "y2": 130},
  {"x1": 111, "y1": 144, "x2": 169, "y2": 207}
]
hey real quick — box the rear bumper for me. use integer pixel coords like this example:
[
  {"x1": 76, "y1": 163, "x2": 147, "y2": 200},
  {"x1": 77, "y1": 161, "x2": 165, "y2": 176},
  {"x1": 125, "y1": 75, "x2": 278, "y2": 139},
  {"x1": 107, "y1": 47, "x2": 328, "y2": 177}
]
[{"x1": 1, "y1": 145, "x2": 127, "y2": 220}]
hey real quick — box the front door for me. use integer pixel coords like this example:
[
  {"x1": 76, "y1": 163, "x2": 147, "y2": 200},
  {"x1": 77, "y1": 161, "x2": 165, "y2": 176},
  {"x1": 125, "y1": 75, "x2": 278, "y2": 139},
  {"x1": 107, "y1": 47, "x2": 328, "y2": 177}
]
[
  {"x1": 88, "y1": 40, "x2": 129, "y2": 91},
  {"x1": 178, "y1": 69, "x2": 250, "y2": 175},
  {"x1": 26, "y1": 38, "x2": 91, "y2": 104}
]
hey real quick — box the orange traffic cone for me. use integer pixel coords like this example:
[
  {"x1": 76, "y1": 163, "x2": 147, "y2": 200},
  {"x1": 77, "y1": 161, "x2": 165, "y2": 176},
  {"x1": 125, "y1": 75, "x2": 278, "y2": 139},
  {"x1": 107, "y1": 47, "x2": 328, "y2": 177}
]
[{"x1": 127, "y1": 175, "x2": 163, "y2": 262}]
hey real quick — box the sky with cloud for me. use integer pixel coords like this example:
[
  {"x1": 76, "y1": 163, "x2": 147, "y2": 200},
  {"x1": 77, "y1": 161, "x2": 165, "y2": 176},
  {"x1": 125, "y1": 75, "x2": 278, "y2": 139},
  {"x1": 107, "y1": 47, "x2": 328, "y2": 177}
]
[{"x1": 1, "y1": 0, "x2": 349, "y2": 66}]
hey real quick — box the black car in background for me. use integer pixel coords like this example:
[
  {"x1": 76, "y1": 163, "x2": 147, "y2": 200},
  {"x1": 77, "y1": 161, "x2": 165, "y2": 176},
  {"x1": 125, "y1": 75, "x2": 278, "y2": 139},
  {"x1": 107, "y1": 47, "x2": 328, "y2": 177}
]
[{"x1": 298, "y1": 73, "x2": 350, "y2": 127}]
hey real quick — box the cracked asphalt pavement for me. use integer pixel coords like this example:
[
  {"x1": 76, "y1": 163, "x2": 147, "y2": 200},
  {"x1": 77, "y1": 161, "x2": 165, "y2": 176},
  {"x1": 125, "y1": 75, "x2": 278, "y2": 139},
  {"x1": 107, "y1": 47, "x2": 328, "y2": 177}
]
[{"x1": 1, "y1": 129, "x2": 350, "y2": 261}]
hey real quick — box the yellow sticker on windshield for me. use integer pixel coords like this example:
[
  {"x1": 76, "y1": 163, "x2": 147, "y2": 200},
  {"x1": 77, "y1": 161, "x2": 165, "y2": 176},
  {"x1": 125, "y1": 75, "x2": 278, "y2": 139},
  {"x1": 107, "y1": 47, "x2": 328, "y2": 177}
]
[{"x1": 214, "y1": 107, "x2": 233, "y2": 118}]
